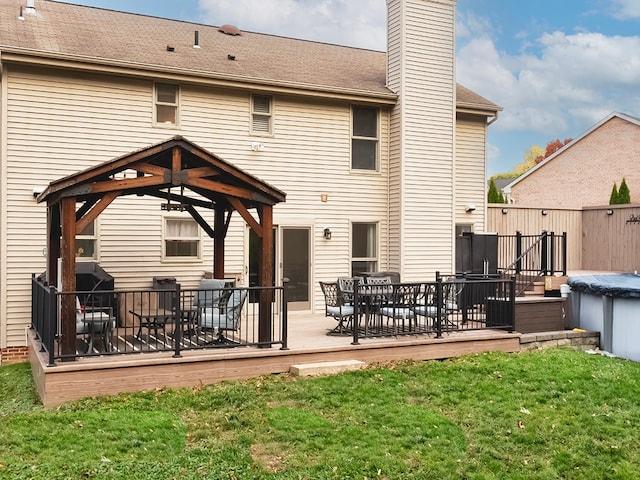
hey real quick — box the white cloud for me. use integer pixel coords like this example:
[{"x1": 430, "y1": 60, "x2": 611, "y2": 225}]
[
  {"x1": 611, "y1": 0, "x2": 640, "y2": 19},
  {"x1": 457, "y1": 27, "x2": 640, "y2": 136},
  {"x1": 197, "y1": 0, "x2": 387, "y2": 50}
]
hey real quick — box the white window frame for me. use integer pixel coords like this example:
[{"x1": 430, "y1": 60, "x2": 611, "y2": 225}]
[
  {"x1": 351, "y1": 105, "x2": 379, "y2": 171},
  {"x1": 76, "y1": 219, "x2": 98, "y2": 261},
  {"x1": 251, "y1": 94, "x2": 273, "y2": 135},
  {"x1": 162, "y1": 216, "x2": 202, "y2": 262},
  {"x1": 154, "y1": 82, "x2": 180, "y2": 126},
  {"x1": 350, "y1": 222, "x2": 378, "y2": 275}
]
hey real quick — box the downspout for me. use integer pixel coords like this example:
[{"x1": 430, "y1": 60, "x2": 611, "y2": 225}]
[{"x1": 0, "y1": 52, "x2": 7, "y2": 351}]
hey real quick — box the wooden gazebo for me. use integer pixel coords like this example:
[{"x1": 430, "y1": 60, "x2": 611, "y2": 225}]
[{"x1": 36, "y1": 136, "x2": 286, "y2": 356}]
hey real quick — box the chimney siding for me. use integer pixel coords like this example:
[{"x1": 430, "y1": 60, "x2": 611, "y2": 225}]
[{"x1": 386, "y1": 0, "x2": 457, "y2": 280}]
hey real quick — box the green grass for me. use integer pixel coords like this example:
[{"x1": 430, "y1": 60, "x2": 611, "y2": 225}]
[{"x1": 1, "y1": 348, "x2": 640, "y2": 479}]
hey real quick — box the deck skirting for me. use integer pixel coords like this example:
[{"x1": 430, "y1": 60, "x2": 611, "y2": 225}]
[{"x1": 29, "y1": 328, "x2": 519, "y2": 407}]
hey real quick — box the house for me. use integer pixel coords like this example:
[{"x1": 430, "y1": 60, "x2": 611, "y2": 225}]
[
  {"x1": 504, "y1": 112, "x2": 640, "y2": 208},
  {"x1": 0, "y1": 0, "x2": 500, "y2": 364}
]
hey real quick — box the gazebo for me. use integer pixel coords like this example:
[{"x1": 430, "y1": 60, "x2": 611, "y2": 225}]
[{"x1": 36, "y1": 136, "x2": 286, "y2": 357}]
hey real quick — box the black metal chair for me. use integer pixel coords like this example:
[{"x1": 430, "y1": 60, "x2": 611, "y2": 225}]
[{"x1": 320, "y1": 281, "x2": 354, "y2": 334}]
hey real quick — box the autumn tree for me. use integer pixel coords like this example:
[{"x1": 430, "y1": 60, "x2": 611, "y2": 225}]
[{"x1": 537, "y1": 138, "x2": 573, "y2": 164}]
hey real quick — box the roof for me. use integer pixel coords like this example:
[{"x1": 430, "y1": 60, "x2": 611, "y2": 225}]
[
  {"x1": 38, "y1": 136, "x2": 287, "y2": 209},
  {"x1": 1, "y1": 0, "x2": 500, "y2": 112},
  {"x1": 505, "y1": 112, "x2": 640, "y2": 190}
]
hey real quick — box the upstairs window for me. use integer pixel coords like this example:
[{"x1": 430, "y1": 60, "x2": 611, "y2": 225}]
[
  {"x1": 251, "y1": 94, "x2": 272, "y2": 135},
  {"x1": 351, "y1": 105, "x2": 379, "y2": 170},
  {"x1": 155, "y1": 83, "x2": 179, "y2": 125},
  {"x1": 164, "y1": 218, "x2": 200, "y2": 260}
]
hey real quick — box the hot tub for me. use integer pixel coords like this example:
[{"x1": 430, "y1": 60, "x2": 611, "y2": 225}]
[{"x1": 568, "y1": 274, "x2": 640, "y2": 361}]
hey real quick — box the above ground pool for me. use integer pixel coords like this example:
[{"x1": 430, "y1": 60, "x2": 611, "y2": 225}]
[{"x1": 568, "y1": 274, "x2": 640, "y2": 361}]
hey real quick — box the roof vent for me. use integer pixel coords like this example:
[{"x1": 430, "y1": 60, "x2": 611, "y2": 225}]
[
  {"x1": 25, "y1": 0, "x2": 35, "y2": 14},
  {"x1": 166, "y1": 45, "x2": 175, "y2": 52},
  {"x1": 193, "y1": 30, "x2": 201, "y2": 49},
  {"x1": 218, "y1": 24, "x2": 241, "y2": 36}
]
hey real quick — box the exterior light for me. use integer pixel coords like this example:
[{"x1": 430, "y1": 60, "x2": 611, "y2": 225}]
[
  {"x1": 323, "y1": 228, "x2": 332, "y2": 240},
  {"x1": 607, "y1": 209, "x2": 614, "y2": 215},
  {"x1": 501, "y1": 208, "x2": 508, "y2": 214},
  {"x1": 541, "y1": 210, "x2": 548, "y2": 216}
]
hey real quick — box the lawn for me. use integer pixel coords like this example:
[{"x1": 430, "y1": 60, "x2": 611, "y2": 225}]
[{"x1": 1, "y1": 348, "x2": 640, "y2": 479}]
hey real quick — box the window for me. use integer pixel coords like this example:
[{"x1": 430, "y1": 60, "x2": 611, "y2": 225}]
[
  {"x1": 351, "y1": 222, "x2": 378, "y2": 275},
  {"x1": 251, "y1": 94, "x2": 272, "y2": 134},
  {"x1": 351, "y1": 105, "x2": 379, "y2": 170},
  {"x1": 455, "y1": 224, "x2": 473, "y2": 237},
  {"x1": 76, "y1": 221, "x2": 97, "y2": 260},
  {"x1": 154, "y1": 83, "x2": 179, "y2": 125},
  {"x1": 164, "y1": 218, "x2": 200, "y2": 259}
]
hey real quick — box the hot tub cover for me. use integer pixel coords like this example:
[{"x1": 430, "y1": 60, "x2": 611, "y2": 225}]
[{"x1": 568, "y1": 274, "x2": 640, "y2": 298}]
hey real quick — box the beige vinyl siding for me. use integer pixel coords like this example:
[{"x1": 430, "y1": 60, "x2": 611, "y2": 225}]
[
  {"x1": 387, "y1": 0, "x2": 456, "y2": 281},
  {"x1": 2, "y1": 65, "x2": 391, "y2": 344},
  {"x1": 455, "y1": 115, "x2": 487, "y2": 232}
]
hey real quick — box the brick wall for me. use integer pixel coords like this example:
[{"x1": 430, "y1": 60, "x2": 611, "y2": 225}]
[
  {"x1": 0, "y1": 346, "x2": 29, "y2": 365},
  {"x1": 510, "y1": 116, "x2": 640, "y2": 208}
]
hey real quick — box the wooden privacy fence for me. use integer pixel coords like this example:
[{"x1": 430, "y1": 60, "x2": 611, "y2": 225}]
[{"x1": 488, "y1": 204, "x2": 640, "y2": 272}]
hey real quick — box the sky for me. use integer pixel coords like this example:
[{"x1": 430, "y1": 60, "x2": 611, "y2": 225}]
[{"x1": 55, "y1": 0, "x2": 640, "y2": 177}]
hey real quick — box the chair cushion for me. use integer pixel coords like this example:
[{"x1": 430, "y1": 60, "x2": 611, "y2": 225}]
[
  {"x1": 379, "y1": 306, "x2": 415, "y2": 319},
  {"x1": 327, "y1": 305, "x2": 354, "y2": 317},
  {"x1": 195, "y1": 279, "x2": 226, "y2": 307}
]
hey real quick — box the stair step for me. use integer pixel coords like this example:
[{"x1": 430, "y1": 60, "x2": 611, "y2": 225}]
[{"x1": 290, "y1": 360, "x2": 366, "y2": 377}]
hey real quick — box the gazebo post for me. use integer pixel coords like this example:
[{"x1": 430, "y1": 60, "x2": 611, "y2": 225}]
[
  {"x1": 60, "y1": 197, "x2": 77, "y2": 357},
  {"x1": 258, "y1": 204, "x2": 273, "y2": 345},
  {"x1": 213, "y1": 207, "x2": 225, "y2": 279}
]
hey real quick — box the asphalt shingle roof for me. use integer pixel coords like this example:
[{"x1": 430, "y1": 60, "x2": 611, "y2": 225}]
[{"x1": 1, "y1": 0, "x2": 500, "y2": 110}]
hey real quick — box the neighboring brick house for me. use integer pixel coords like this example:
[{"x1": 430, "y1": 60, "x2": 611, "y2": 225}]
[{"x1": 504, "y1": 112, "x2": 640, "y2": 208}]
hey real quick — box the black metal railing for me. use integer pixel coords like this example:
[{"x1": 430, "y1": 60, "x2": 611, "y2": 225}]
[
  {"x1": 497, "y1": 231, "x2": 566, "y2": 295},
  {"x1": 31, "y1": 276, "x2": 288, "y2": 364},
  {"x1": 350, "y1": 275, "x2": 515, "y2": 343}
]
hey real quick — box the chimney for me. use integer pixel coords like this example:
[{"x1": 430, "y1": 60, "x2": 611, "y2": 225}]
[
  {"x1": 386, "y1": 0, "x2": 457, "y2": 278},
  {"x1": 25, "y1": 0, "x2": 36, "y2": 14}
]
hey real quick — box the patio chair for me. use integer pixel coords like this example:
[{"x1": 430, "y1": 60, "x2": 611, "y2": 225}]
[
  {"x1": 320, "y1": 281, "x2": 354, "y2": 334},
  {"x1": 336, "y1": 276, "x2": 365, "y2": 305},
  {"x1": 378, "y1": 283, "x2": 421, "y2": 333},
  {"x1": 413, "y1": 281, "x2": 459, "y2": 330},
  {"x1": 199, "y1": 288, "x2": 247, "y2": 344},
  {"x1": 76, "y1": 296, "x2": 116, "y2": 353}
]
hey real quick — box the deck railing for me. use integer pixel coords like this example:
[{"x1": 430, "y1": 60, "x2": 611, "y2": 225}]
[
  {"x1": 497, "y1": 231, "x2": 567, "y2": 295},
  {"x1": 31, "y1": 277, "x2": 288, "y2": 364},
  {"x1": 351, "y1": 275, "x2": 516, "y2": 343}
]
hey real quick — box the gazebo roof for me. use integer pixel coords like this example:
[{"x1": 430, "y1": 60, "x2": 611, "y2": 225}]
[{"x1": 37, "y1": 135, "x2": 286, "y2": 209}]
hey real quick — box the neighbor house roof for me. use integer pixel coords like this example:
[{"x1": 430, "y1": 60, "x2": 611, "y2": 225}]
[
  {"x1": 0, "y1": 0, "x2": 501, "y2": 112},
  {"x1": 504, "y1": 112, "x2": 640, "y2": 191}
]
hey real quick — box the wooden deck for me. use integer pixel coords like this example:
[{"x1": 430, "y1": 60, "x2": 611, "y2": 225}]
[{"x1": 30, "y1": 312, "x2": 520, "y2": 407}]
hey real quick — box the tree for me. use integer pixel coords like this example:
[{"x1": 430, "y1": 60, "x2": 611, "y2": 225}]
[
  {"x1": 487, "y1": 178, "x2": 503, "y2": 203},
  {"x1": 609, "y1": 182, "x2": 619, "y2": 205},
  {"x1": 538, "y1": 138, "x2": 573, "y2": 164},
  {"x1": 618, "y1": 177, "x2": 631, "y2": 204}
]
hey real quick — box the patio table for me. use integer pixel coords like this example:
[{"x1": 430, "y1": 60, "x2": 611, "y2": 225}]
[
  {"x1": 80, "y1": 315, "x2": 113, "y2": 353},
  {"x1": 129, "y1": 308, "x2": 174, "y2": 342}
]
